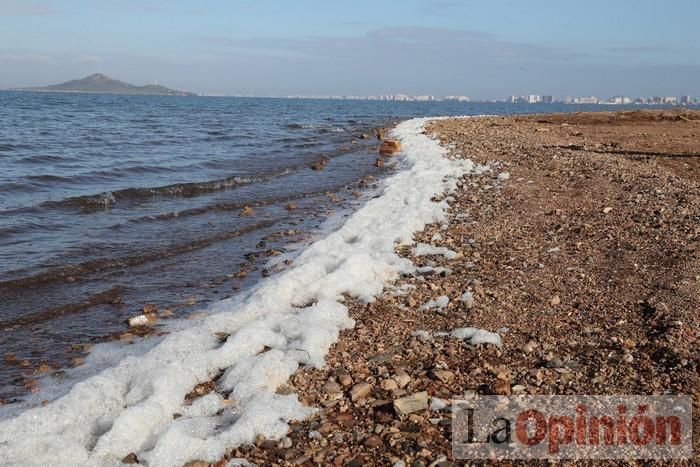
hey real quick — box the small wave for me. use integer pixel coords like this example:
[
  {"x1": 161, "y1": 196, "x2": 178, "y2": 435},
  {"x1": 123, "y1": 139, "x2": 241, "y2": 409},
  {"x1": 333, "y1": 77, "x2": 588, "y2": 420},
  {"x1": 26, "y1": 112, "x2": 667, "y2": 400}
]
[
  {"x1": 42, "y1": 168, "x2": 295, "y2": 210},
  {"x1": 20, "y1": 154, "x2": 67, "y2": 164},
  {"x1": 0, "y1": 286, "x2": 125, "y2": 330},
  {"x1": 286, "y1": 123, "x2": 327, "y2": 130},
  {"x1": 0, "y1": 220, "x2": 279, "y2": 294},
  {"x1": 0, "y1": 143, "x2": 31, "y2": 152}
]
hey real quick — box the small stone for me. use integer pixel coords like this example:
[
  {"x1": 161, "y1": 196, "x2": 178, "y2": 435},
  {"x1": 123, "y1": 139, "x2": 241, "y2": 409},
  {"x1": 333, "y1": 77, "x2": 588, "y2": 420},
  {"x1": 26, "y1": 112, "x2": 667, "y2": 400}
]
[
  {"x1": 394, "y1": 392, "x2": 429, "y2": 415},
  {"x1": 71, "y1": 356, "x2": 85, "y2": 366},
  {"x1": 338, "y1": 373, "x2": 353, "y2": 387},
  {"x1": 622, "y1": 353, "x2": 634, "y2": 363},
  {"x1": 546, "y1": 358, "x2": 565, "y2": 369},
  {"x1": 349, "y1": 382, "x2": 372, "y2": 401},
  {"x1": 286, "y1": 203, "x2": 299, "y2": 210},
  {"x1": 381, "y1": 378, "x2": 399, "y2": 391},
  {"x1": 511, "y1": 384, "x2": 527, "y2": 394},
  {"x1": 310, "y1": 160, "x2": 327, "y2": 171},
  {"x1": 323, "y1": 381, "x2": 342, "y2": 395},
  {"x1": 363, "y1": 435, "x2": 383, "y2": 448},
  {"x1": 394, "y1": 373, "x2": 411, "y2": 388},
  {"x1": 142, "y1": 303, "x2": 158, "y2": 314},
  {"x1": 429, "y1": 369, "x2": 455, "y2": 384},
  {"x1": 379, "y1": 140, "x2": 401, "y2": 155},
  {"x1": 278, "y1": 437, "x2": 293, "y2": 449},
  {"x1": 550, "y1": 295, "x2": 561, "y2": 306},
  {"x1": 240, "y1": 206, "x2": 254, "y2": 216},
  {"x1": 3, "y1": 353, "x2": 17, "y2": 364},
  {"x1": 603, "y1": 207, "x2": 613, "y2": 214},
  {"x1": 493, "y1": 379, "x2": 511, "y2": 395},
  {"x1": 521, "y1": 341, "x2": 538, "y2": 354},
  {"x1": 35, "y1": 363, "x2": 52, "y2": 374},
  {"x1": 159, "y1": 308, "x2": 174, "y2": 318},
  {"x1": 127, "y1": 314, "x2": 156, "y2": 328},
  {"x1": 121, "y1": 453, "x2": 139, "y2": 464}
]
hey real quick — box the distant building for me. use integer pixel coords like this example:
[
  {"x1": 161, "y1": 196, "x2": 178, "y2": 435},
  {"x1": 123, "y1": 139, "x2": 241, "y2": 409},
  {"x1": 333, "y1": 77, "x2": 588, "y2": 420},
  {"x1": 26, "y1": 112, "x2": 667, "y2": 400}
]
[
  {"x1": 662, "y1": 96, "x2": 678, "y2": 105},
  {"x1": 574, "y1": 96, "x2": 599, "y2": 104},
  {"x1": 527, "y1": 94, "x2": 542, "y2": 104},
  {"x1": 444, "y1": 95, "x2": 470, "y2": 102},
  {"x1": 607, "y1": 95, "x2": 632, "y2": 105},
  {"x1": 681, "y1": 95, "x2": 692, "y2": 105},
  {"x1": 541, "y1": 96, "x2": 554, "y2": 104}
]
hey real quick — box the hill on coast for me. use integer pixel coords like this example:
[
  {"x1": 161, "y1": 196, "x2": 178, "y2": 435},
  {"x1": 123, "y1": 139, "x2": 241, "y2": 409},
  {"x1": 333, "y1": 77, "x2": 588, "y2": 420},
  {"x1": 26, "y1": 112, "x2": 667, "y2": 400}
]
[{"x1": 15, "y1": 73, "x2": 196, "y2": 96}]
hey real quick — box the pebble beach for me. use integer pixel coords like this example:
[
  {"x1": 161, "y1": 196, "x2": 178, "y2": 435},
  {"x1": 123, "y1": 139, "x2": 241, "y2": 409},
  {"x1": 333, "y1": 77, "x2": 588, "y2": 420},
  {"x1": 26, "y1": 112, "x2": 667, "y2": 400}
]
[{"x1": 216, "y1": 110, "x2": 700, "y2": 467}]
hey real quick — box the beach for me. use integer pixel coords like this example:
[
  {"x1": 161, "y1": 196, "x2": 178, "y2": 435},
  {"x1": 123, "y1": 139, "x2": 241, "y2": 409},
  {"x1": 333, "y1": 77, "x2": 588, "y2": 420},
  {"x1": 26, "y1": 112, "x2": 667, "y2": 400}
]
[
  {"x1": 216, "y1": 110, "x2": 700, "y2": 466},
  {"x1": 1, "y1": 109, "x2": 698, "y2": 466}
]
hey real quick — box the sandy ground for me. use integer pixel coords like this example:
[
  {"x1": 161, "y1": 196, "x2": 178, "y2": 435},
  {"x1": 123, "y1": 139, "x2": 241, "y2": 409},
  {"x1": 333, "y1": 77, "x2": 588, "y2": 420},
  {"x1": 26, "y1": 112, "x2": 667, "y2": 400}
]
[{"x1": 195, "y1": 110, "x2": 699, "y2": 467}]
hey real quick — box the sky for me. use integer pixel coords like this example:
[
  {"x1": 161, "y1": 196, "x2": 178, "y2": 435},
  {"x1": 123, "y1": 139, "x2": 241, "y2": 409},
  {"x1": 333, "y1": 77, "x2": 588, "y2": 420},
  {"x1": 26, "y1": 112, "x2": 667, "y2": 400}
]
[{"x1": 1, "y1": 0, "x2": 699, "y2": 98}]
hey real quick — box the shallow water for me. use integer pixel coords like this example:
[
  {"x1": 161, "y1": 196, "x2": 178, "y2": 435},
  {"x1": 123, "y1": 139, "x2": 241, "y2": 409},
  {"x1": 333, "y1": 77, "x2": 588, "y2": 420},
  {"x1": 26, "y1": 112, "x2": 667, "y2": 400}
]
[{"x1": 0, "y1": 92, "x2": 642, "y2": 401}]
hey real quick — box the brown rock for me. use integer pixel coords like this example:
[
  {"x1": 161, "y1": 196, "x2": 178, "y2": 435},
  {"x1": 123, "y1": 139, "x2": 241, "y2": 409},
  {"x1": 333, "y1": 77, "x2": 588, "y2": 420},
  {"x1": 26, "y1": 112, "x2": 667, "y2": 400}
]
[
  {"x1": 394, "y1": 373, "x2": 411, "y2": 388},
  {"x1": 521, "y1": 340, "x2": 538, "y2": 354},
  {"x1": 363, "y1": 435, "x2": 383, "y2": 448},
  {"x1": 286, "y1": 203, "x2": 300, "y2": 210},
  {"x1": 121, "y1": 453, "x2": 139, "y2": 464},
  {"x1": 349, "y1": 382, "x2": 372, "y2": 401},
  {"x1": 493, "y1": 379, "x2": 511, "y2": 395},
  {"x1": 380, "y1": 378, "x2": 399, "y2": 391},
  {"x1": 338, "y1": 373, "x2": 353, "y2": 387},
  {"x1": 429, "y1": 369, "x2": 455, "y2": 384},
  {"x1": 375, "y1": 158, "x2": 385, "y2": 168},
  {"x1": 322, "y1": 381, "x2": 342, "y2": 395},
  {"x1": 379, "y1": 140, "x2": 402, "y2": 155},
  {"x1": 240, "y1": 206, "x2": 254, "y2": 216},
  {"x1": 311, "y1": 160, "x2": 328, "y2": 171}
]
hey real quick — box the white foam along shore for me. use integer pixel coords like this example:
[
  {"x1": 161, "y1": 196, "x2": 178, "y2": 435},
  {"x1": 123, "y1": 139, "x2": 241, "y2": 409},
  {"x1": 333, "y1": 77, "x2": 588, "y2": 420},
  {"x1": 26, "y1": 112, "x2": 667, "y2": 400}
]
[{"x1": 0, "y1": 118, "x2": 481, "y2": 467}]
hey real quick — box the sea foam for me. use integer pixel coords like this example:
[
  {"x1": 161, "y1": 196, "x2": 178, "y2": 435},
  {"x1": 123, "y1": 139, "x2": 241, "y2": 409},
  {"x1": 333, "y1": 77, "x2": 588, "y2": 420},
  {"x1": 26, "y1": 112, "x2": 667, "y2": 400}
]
[{"x1": 0, "y1": 118, "x2": 478, "y2": 467}]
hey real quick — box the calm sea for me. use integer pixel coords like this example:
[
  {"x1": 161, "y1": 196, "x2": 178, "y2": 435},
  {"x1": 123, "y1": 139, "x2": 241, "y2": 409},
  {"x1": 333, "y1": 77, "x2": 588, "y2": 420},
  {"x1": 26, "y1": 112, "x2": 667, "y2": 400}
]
[{"x1": 0, "y1": 91, "x2": 640, "y2": 401}]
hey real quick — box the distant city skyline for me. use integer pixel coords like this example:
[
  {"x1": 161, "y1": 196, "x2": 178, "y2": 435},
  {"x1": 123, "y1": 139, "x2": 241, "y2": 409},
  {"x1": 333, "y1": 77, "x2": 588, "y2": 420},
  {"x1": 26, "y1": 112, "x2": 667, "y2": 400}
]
[{"x1": 2, "y1": 0, "x2": 699, "y2": 97}]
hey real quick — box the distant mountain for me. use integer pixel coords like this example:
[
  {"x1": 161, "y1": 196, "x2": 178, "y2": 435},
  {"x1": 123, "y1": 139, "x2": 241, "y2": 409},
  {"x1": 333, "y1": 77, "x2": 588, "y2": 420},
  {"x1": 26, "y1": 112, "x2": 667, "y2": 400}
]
[{"x1": 15, "y1": 73, "x2": 196, "y2": 96}]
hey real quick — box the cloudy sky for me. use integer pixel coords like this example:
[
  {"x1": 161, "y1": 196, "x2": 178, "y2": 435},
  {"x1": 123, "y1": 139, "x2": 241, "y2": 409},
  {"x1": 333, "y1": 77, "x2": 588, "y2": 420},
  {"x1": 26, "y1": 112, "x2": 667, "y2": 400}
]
[{"x1": 1, "y1": 0, "x2": 699, "y2": 98}]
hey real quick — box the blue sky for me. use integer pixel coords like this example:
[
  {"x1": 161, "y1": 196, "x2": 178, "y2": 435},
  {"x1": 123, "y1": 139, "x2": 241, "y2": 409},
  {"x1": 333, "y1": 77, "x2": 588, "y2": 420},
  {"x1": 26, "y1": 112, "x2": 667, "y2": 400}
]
[{"x1": 1, "y1": 0, "x2": 699, "y2": 98}]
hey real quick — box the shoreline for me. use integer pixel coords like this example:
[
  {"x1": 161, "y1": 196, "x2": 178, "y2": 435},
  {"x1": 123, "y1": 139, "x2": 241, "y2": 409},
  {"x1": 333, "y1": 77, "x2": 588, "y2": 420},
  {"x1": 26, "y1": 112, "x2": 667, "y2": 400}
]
[
  {"x1": 1, "y1": 110, "x2": 698, "y2": 465},
  {"x1": 0, "y1": 117, "x2": 472, "y2": 466}
]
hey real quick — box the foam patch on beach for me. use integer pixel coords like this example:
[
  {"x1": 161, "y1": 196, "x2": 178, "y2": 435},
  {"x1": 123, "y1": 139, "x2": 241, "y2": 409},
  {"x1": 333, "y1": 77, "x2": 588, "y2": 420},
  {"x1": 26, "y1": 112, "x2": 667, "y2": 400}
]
[{"x1": 0, "y1": 118, "x2": 477, "y2": 467}]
